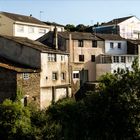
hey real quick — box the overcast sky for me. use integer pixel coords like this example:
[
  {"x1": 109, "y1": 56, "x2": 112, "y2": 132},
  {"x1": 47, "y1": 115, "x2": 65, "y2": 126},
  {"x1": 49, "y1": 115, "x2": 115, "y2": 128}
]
[{"x1": 1, "y1": 0, "x2": 140, "y2": 26}]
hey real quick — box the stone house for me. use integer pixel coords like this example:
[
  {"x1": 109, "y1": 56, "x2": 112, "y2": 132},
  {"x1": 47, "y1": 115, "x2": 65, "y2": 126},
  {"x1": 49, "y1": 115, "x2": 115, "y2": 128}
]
[
  {"x1": 0, "y1": 35, "x2": 71, "y2": 109},
  {"x1": 37, "y1": 31, "x2": 104, "y2": 94},
  {"x1": 0, "y1": 56, "x2": 40, "y2": 106},
  {"x1": 0, "y1": 12, "x2": 64, "y2": 40}
]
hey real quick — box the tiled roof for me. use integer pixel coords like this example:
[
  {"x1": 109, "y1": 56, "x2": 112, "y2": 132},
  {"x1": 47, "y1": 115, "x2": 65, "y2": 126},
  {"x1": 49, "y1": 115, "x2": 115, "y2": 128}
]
[
  {"x1": 1, "y1": 12, "x2": 46, "y2": 25},
  {"x1": 0, "y1": 56, "x2": 39, "y2": 73},
  {"x1": 96, "y1": 33, "x2": 125, "y2": 40},
  {"x1": 43, "y1": 21, "x2": 65, "y2": 27},
  {"x1": 58, "y1": 32, "x2": 102, "y2": 40},
  {"x1": 0, "y1": 35, "x2": 68, "y2": 54},
  {"x1": 127, "y1": 39, "x2": 140, "y2": 45},
  {"x1": 102, "y1": 16, "x2": 133, "y2": 26}
]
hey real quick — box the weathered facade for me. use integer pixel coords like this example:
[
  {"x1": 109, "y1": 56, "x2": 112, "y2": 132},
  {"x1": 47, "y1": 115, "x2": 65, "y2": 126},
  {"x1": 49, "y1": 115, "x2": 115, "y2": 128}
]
[
  {"x1": 0, "y1": 57, "x2": 40, "y2": 106},
  {"x1": 0, "y1": 35, "x2": 71, "y2": 109},
  {"x1": 40, "y1": 52, "x2": 71, "y2": 109},
  {"x1": 38, "y1": 31, "x2": 104, "y2": 94}
]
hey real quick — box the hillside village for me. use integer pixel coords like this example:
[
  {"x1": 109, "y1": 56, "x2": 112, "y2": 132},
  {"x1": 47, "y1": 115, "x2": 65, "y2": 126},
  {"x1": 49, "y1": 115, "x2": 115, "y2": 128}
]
[{"x1": 0, "y1": 11, "x2": 140, "y2": 109}]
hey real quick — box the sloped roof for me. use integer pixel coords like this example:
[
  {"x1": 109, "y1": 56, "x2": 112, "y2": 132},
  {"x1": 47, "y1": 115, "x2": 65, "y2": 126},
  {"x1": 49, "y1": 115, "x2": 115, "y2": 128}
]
[
  {"x1": 96, "y1": 33, "x2": 125, "y2": 40},
  {"x1": 127, "y1": 39, "x2": 140, "y2": 45},
  {"x1": 0, "y1": 35, "x2": 68, "y2": 54},
  {"x1": 102, "y1": 16, "x2": 133, "y2": 26},
  {"x1": 38, "y1": 31, "x2": 102, "y2": 41},
  {"x1": 1, "y1": 12, "x2": 46, "y2": 25},
  {"x1": 0, "y1": 56, "x2": 39, "y2": 73},
  {"x1": 58, "y1": 31, "x2": 102, "y2": 40},
  {"x1": 43, "y1": 21, "x2": 65, "y2": 27}
]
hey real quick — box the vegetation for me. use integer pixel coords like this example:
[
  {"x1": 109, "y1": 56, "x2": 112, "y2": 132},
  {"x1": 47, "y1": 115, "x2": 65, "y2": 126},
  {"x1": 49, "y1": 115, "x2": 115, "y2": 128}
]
[
  {"x1": 1, "y1": 59, "x2": 140, "y2": 139},
  {"x1": 65, "y1": 24, "x2": 90, "y2": 32}
]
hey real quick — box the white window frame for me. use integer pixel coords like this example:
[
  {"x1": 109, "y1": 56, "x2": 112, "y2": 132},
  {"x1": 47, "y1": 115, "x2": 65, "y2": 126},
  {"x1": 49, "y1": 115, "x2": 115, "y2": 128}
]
[
  {"x1": 23, "y1": 73, "x2": 29, "y2": 80},
  {"x1": 61, "y1": 72, "x2": 65, "y2": 80},
  {"x1": 61, "y1": 55, "x2": 65, "y2": 62},
  {"x1": 52, "y1": 72, "x2": 58, "y2": 80},
  {"x1": 17, "y1": 25, "x2": 24, "y2": 32},
  {"x1": 39, "y1": 28, "x2": 46, "y2": 34},
  {"x1": 28, "y1": 26, "x2": 34, "y2": 33},
  {"x1": 48, "y1": 54, "x2": 56, "y2": 62},
  {"x1": 113, "y1": 56, "x2": 119, "y2": 63},
  {"x1": 73, "y1": 71, "x2": 79, "y2": 79},
  {"x1": 121, "y1": 56, "x2": 126, "y2": 63},
  {"x1": 110, "y1": 42, "x2": 114, "y2": 49}
]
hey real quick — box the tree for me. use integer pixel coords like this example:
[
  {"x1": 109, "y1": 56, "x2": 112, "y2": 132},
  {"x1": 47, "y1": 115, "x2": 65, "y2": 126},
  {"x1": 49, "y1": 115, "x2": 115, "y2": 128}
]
[
  {"x1": 44, "y1": 58, "x2": 140, "y2": 139},
  {"x1": 0, "y1": 99, "x2": 32, "y2": 140},
  {"x1": 65, "y1": 24, "x2": 76, "y2": 32}
]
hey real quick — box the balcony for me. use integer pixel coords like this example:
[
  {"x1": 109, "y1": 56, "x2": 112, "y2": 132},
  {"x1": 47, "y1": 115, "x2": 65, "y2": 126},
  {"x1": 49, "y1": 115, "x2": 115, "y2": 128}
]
[{"x1": 96, "y1": 54, "x2": 138, "y2": 80}]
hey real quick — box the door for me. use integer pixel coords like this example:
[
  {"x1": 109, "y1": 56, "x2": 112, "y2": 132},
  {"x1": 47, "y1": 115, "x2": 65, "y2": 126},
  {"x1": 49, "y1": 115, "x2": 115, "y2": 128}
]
[{"x1": 80, "y1": 69, "x2": 88, "y2": 86}]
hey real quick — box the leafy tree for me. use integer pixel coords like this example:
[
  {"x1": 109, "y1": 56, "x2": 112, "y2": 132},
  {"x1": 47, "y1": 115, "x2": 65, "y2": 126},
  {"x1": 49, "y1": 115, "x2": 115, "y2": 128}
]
[
  {"x1": 0, "y1": 99, "x2": 31, "y2": 140},
  {"x1": 75, "y1": 24, "x2": 88, "y2": 32},
  {"x1": 65, "y1": 24, "x2": 76, "y2": 32}
]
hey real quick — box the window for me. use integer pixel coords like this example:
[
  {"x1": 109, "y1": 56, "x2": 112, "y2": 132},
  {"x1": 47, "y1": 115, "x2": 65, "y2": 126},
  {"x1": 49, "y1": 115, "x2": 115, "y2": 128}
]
[
  {"x1": 91, "y1": 55, "x2": 95, "y2": 62},
  {"x1": 128, "y1": 56, "x2": 132, "y2": 62},
  {"x1": 61, "y1": 55, "x2": 65, "y2": 61},
  {"x1": 92, "y1": 40, "x2": 97, "y2": 47},
  {"x1": 118, "y1": 43, "x2": 121, "y2": 49},
  {"x1": 121, "y1": 56, "x2": 126, "y2": 63},
  {"x1": 17, "y1": 25, "x2": 24, "y2": 32},
  {"x1": 61, "y1": 72, "x2": 65, "y2": 80},
  {"x1": 28, "y1": 27, "x2": 34, "y2": 33},
  {"x1": 78, "y1": 40, "x2": 84, "y2": 47},
  {"x1": 113, "y1": 56, "x2": 119, "y2": 63},
  {"x1": 110, "y1": 42, "x2": 114, "y2": 49},
  {"x1": 23, "y1": 73, "x2": 29, "y2": 80},
  {"x1": 52, "y1": 72, "x2": 57, "y2": 80},
  {"x1": 73, "y1": 71, "x2": 79, "y2": 79},
  {"x1": 39, "y1": 28, "x2": 46, "y2": 34},
  {"x1": 48, "y1": 54, "x2": 56, "y2": 62},
  {"x1": 79, "y1": 55, "x2": 84, "y2": 62}
]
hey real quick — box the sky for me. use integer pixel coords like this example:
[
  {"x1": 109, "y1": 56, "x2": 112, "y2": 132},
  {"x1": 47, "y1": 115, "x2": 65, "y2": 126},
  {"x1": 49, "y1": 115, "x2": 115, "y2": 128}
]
[{"x1": 0, "y1": 0, "x2": 140, "y2": 26}]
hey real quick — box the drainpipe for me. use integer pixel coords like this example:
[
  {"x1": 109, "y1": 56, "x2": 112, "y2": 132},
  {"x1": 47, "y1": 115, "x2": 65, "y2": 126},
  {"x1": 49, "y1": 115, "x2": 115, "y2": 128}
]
[{"x1": 68, "y1": 33, "x2": 72, "y2": 94}]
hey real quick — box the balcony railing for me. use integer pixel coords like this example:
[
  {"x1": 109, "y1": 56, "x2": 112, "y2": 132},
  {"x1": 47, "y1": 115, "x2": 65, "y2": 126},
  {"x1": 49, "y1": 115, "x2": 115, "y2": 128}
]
[{"x1": 97, "y1": 54, "x2": 138, "y2": 64}]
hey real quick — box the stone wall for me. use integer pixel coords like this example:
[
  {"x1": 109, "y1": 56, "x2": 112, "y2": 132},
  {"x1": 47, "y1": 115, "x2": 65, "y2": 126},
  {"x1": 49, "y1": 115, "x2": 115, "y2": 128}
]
[
  {"x1": 0, "y1": 67, "x2": 17, "y2": 103},
  {"x1": 17, "y1": 72, "x2": 40, "y2": 107}
]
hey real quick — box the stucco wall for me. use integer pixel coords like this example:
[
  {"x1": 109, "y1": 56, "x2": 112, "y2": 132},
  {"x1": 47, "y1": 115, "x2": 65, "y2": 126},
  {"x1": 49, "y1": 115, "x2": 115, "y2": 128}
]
[
  {"x1": 0, "y1": 37, "x2": 41, "y2": 68},
  {"x1": 0, "y1": 14, "x2": 14, "y2": 36},
  {"x1": 105, "y1": 40, "x2": 127, "y2": 55},
  {"x1": 40, "y1": 52, "x2": 70, "y2": 109},
  {"x1": 14, "y1": 23, "x2": 50, "y2": 40},
  {"x1": 40, "y1": 53, "x2": 69, "y2": 87},
  {"x1": 70, "y1": 39, "x2": 104, "y2": 81},
  {"x1": 119, "y1": 16, "x2": 140, "y2": 39},
  {"x1": 96, "y1": 61, "x2": 134, "y2": 80}
]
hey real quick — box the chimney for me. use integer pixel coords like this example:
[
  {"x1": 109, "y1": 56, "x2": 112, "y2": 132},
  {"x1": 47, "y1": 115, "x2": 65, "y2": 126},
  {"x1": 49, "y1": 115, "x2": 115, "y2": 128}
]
[{"x1": 53, "y1": 26, "x2": 58, "y2": 50}]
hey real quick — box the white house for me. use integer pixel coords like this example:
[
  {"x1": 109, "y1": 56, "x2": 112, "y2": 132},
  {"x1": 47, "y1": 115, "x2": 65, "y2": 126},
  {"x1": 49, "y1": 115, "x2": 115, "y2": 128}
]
[
  {"x1": 96, "y1": 54, "x2": 137, "y2": 79},
  {"x1": 0, "y1": 12, "x2": 65, "y2": 40},
  {"x1": 94, "y1": 16, "x2": 140, "y2": 40},
  {"x1": 96, "y1": 34, "x2": 138, "y2": 79}
]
